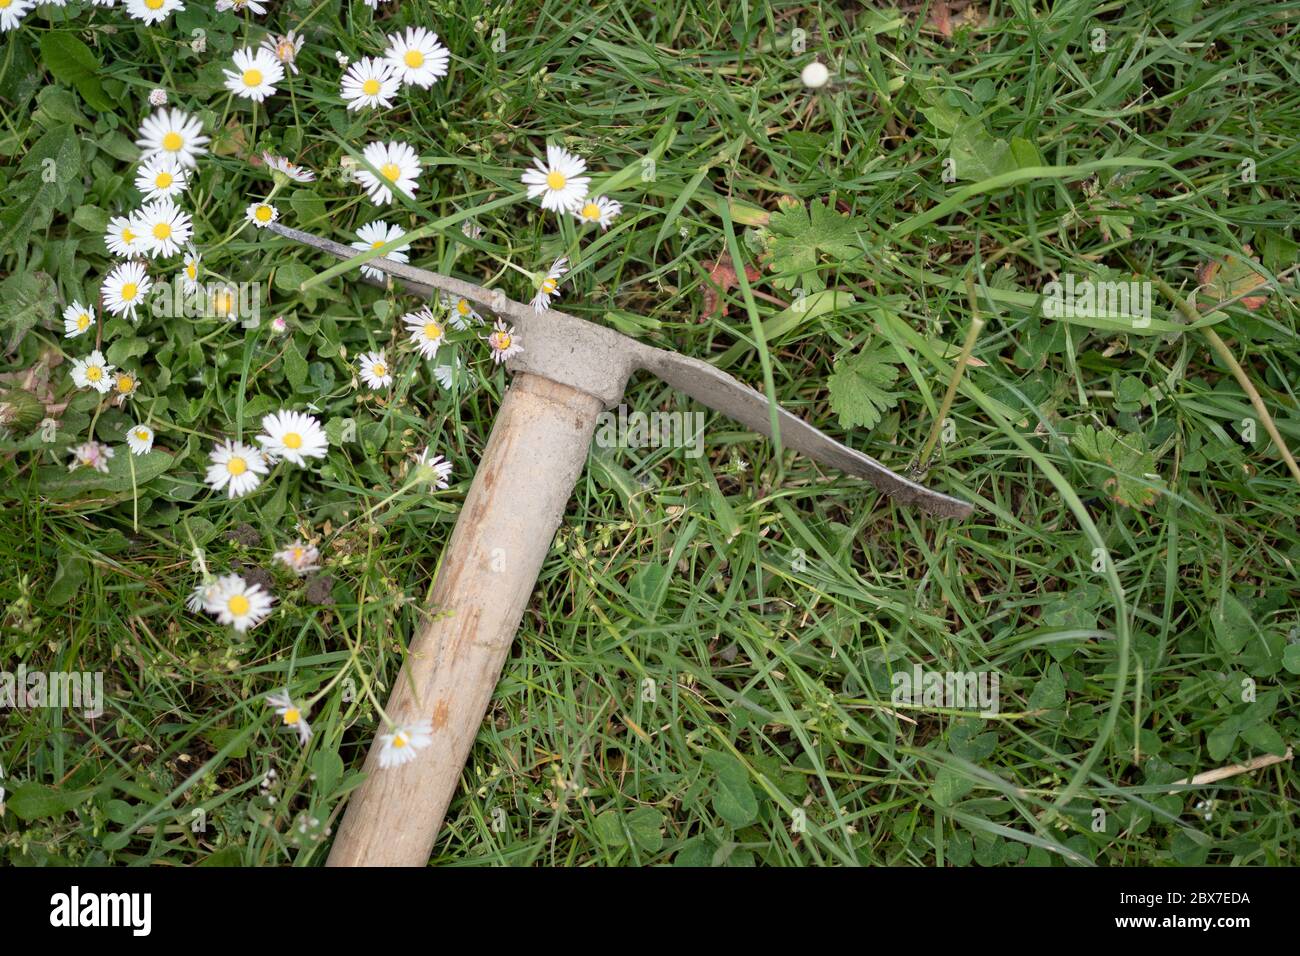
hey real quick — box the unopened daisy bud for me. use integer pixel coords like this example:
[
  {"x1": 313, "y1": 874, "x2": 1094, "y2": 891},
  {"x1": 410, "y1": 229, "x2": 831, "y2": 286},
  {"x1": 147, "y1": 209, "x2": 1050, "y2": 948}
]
[
  {"x1": 801, "y1": 61, "x2": 830, "y2": 89},
  {"x1": 0, "y1": 388, "x2": 44, "y2": 435},
  {"x1": 149, "y1": 88, "x2": 168, "y2": 107},
  {"x1": 334, "y1": 50, "x2": 350, "y2": 68},
  {"x1": 270, "y1": 316, "x2": 288, "y2": 334}
]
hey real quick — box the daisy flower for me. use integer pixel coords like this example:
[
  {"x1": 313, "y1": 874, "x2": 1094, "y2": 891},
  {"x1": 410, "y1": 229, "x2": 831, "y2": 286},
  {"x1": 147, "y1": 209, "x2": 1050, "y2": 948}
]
[
  {"x1": 186, "y1": 579, "x2": 220, "y2": 613},
  {"x1": 441, "y1": 293, "x2": 481, "y2": 330},
  {"x1": 413, "y1": 448, "x2": 453, "y2": 488},
  {"x1": 432, "y1": 354, "x2": 460, "y2": 391},
  {"x1": 70, "y1": 351, "x2": 114, "y2": 394},
  {"x1": 351, "y1": 221, "x2": 410, "y2": 281},
  {"x1": 260, "y1": 151, "x2": 314, "y2": 182},
  {"x1": 206, "y1": 573, "x2": 275, "y2": 632},
  {"x1": 224, "y1": 46, "x2": 284, "y2": 103},
  {"x1": 340, "y1": 56, "x2": 400, "y2": 112},
  {"x1": 245, "y1": 201, "x2": 279, "y2": 228},
  {"x1": 403, "y1": 307, "x2": 445, "y2": 359},
  {"x1": 139, "y1": 198, "x2": 192, "y2": 258},
  {"x1": 377, "y1": 720, "x2": 434, "y2": 769},
  {"x1": 357, "y1": 350, "x2": 393, "y2": 389},
  {"x1": 137, "y1": 108, "x2": 209, "y2": 169},
  {"x1": 521, "y1": 145, "x2": 589, "y2": 213},
  {"x1": 148, "y1": 88, "x2": 167, "y2": 107},
  {"x1": 209, "y1": 284, "x2": 240, "y2": 321},
  {"x1": 0, "y1": 0, "x2": 33, "y2": 32},
  {"x1": 126, "y1": 423, "x2": 155, "y2": 455},
  {"x1": 356, "y1": 140, "x2": 421, "y2": 206},
  {"x1": 135, "y1": 157, "x2": 188, "y2": 201},
  {"x1": 102, "y1": 261, "x2": 153, "y2": 320},
  {"x1": 63, "y1": 302, "x2": 95, "y2": 338},
  {"x1": 205, "y1": 439, "x2": 268, "y2": 498},
  {"x1": 67, "y1": 441, "x2": 114, "y2": 474},
  {"x1": 274, "y1": 540, "x2": 320, "y2": 576},
  {"x1": 266, "y1": 691, "x2": 311, "y2": 746},
  {"x1": 531, "y1": 257, "x2": 568, "y2": 312},
  {"x1": 112, "y1": 369, "x2": 140, "y2": 404},
  {"x1": 260, "y1": 31, "x2": 304, "y2": 75},
  {"x1": 180, "y1": 245, "x2": 201, "y2": 293},
  {"x1": 105, "y1": 215, "x2": 143, "y2": 258},
  {"x1": 124, "y1": 0, "x2": 184, "y2": 27},
  {"x1": 575, "y1": 195, "x2": 622, "y2": 230},
  {"x1": 485, "y1": 319, "x2": 523, "y2": 365},
  {"x1": 333, "y1": 50, "x2": 349, "y2": 68},
  {"x1": 215, "y1": 0, "x2": 267, "y2": 13},
  {"x1": 256, "y1": 410, "x2": 328, "y2": 466},
  {"x1": 383, "y1": 27, "x2": 450, "y2": 89}
]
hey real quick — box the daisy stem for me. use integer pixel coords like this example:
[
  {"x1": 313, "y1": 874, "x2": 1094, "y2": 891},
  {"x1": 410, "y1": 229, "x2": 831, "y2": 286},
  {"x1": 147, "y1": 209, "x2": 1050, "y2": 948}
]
[{"x1": 128, "y1": 449, "x2": 138, "y2": 532}]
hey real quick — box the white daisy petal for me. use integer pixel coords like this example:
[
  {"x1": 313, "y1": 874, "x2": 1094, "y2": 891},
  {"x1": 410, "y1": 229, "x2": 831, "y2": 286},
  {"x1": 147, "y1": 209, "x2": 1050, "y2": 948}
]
[
  {"x1": 383, "y1": 27, "x2": 450, "y2": 89},
  {"x1": 356, "y1": 140, "x2": 421, "y2": 206},
  {"x1": 223, "y1": 46, "x2": 284, "y2": 103},
  {"x1": 256, "y1": 410, "x2": 328, "y2": 466},
  {"x1": 205, "y1": 439, "x2": 269, "y2": 498}
]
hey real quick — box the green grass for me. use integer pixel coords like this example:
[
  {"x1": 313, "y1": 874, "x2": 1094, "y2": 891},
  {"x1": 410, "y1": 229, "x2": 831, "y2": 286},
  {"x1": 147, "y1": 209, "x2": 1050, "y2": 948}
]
[{"x1": 2, "y1": 0, "x2": 1299, "y2": 866}]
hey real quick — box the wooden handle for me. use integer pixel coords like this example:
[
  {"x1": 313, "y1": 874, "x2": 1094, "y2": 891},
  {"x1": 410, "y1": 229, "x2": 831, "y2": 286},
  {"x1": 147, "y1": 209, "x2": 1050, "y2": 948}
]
[{"x1": 327, "y1": 373, "x2": 604, "y2": 866}]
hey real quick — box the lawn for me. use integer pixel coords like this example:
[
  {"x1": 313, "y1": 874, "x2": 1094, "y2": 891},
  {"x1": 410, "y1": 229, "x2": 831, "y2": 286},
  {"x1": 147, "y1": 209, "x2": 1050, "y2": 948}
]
[{"x1": 0, "y1": 0, "x2": 1297, "y2": 867}]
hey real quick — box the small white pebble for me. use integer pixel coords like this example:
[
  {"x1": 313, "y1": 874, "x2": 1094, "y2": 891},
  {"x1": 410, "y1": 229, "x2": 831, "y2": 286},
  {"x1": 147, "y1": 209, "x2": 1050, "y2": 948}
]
[{"x1": 801, "y1": 61, "x2": 830, "y2": 89}]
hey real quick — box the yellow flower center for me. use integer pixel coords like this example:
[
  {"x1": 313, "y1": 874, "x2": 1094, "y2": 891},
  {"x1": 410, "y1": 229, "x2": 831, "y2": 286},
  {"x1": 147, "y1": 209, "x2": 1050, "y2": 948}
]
[
  {"x1": 214, "y1": 291, "x2": 234, "y2": 313},
  {"x1": 0, "y1": 0, "x2": 12, "y2": 8},
  {"x1": 227, "y1": 456, "x2": 247, "y2": 476},
  {"x1": 283, "y1": 432, "x2": 303, "y2": 449},
  {"x1": 546, "y1": 171, "x2": 567, "y2": 191},
  {"x1": 292, "y1": 548, "x2": 304, "y2": 560},
  {"x1": 456, "y1": 300, "x2": 470, "y2": 315},
  {"x1": 254, "y1": 205, "x2": 273, "y2": 222},
  {"x1": 86, "y1": 366, "x2": 103, "y2": 382},
  {"x1": 186, "y1": 262, "x2": 197, "y2": 280},
  {"x1": 393, "y1": 733, "x2": 408, "y2": 748},
  {"x1": 380, "y1": 163, "x2": 401, "y2": 182},
  {"x1": 371, "y1": 240, "x2": 385, "y2": 249},
  {"x1": 162, "y1": 131, "x2": 183, "y2": 151},
  {"x1": 541, "y1": 278, "x2": 557, "y2": 294},
  {"x1": 144, "y1": 0, "x2": 163, "y2": 9},
  {"x1": 423, "y1": 322, "x2": 442, "y2": 341},
  {"x1": 283, "y1": 707, "x2": 300, "y2": 725},
  {"x1": 153, "y1": 222, "x2": 172, "y2": 240},
  {"x1": 116, "y1": 375, "x2": 135, "y2": 393},
  {"x1": 136, "y1": 429, "x2": 150, "y2": 440},
  {"x1": 277, "y1": 40, "x2": 296, "y2": 60},
  {"x1": 121, "y1": 228, "x2": 136, "y2": 243},
  {"x1": 121, "y1": 282, "x2": 138, "y2": 301},
  {"x1": 362, "y1": 78, "x2": 381, "y2": 96},
  {"x1": 372, "y1": 363, "x2": 387, "y2": 377},
  {"x1": 493, "y1": 333, "x2": 511, "y2": 350},
  {"x1": 581, "y1": 202, "x2": 601, "y2": 220},
  {"x1": 404, "y1": 49, "x2": 425, "y2": 68},
  {"x1": 76, "y1": 314, "x2": 90, "y2": 330},
  {"x1": 227, "y1": 594, "x2": 250, "y2": 616},
  {"x1": 156, "y1": 171, "x2": 174, "y2": 188},
  {"x1": 242, "y1": 69, "x2": 264, "y2": 88}
]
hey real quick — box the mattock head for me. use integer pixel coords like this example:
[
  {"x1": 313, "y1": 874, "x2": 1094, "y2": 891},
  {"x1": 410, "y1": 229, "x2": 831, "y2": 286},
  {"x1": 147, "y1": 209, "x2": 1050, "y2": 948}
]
[{"x1": 268, "y1": 222, "x2": 975, "y2": 519}]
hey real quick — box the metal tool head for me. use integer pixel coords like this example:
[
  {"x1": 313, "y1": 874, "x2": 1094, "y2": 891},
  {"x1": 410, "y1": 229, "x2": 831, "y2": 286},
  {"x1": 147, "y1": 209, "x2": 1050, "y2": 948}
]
[{"x1": 267, "y1": 222, "x2": 975, "y2": 519}]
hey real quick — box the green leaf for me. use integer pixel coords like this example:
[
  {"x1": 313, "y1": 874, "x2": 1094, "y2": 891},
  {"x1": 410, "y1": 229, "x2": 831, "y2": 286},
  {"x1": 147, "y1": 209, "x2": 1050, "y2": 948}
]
[
  {"x1": 1282, "y1": 643, "x2": 1300, "y2": 675},
  {"x1": 284, "y1": 338, "x2": 309, "y2": 389},
  {"x1": 1240, "y1": 722, "x2": 1286, "y2": 757},
  {"x1": 1211, "y1": 594, "x2": 1255, "y2": 656},
  {"x1": 37, "y1": 450, "x2": 174, "y2": 500},
  {"x1": 930, "y1": 766, "x2": 976, "y2": 806},
  {"x1": 594, "y1": 807, "x2": 664, "y2": 851},
  {"x1": 1070, "y1": 424, "x2": 1163, "y2": 508},
  {"x1": 826, "y1": 345, "x2": 900, "y2": 430},
  {"x1": 767, "y1": 198, "x2": 862, "y2": 291},
  {"x1": 5, "y1": 782, "x2": 97, "y2": 821},
  {"x1": 0, "y1": 124, "x2": 82, "y2": 258},
  {"x1": 39, "y1": 33, "x2": 114, "y2": 111},
  {"x1": 1028, "y1": 663, "x2": 1066, "y2": 710},
  {"x1": 0, "y1": 271, "x2": 57, "y2": 353},
  {"x1": 1206, "y1": 720, "x2": 1239, "y2": 762},
  {"x1": 47, "y1": 554, "x2": 89, "y2": 606},
  {"x1": 703, "y1": 750, "x2": 758, "y2": 828}
]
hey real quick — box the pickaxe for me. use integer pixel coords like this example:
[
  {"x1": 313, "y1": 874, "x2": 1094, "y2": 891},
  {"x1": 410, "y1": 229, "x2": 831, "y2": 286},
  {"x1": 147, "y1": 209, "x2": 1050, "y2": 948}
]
[{"x1": 268, "y1": 222, "x2": 974, "y2": 866}]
